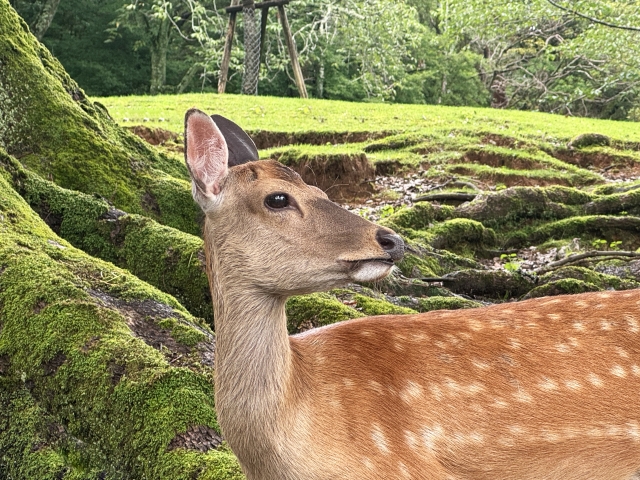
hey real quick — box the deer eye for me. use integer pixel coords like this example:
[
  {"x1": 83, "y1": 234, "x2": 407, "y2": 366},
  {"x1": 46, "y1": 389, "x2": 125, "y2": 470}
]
[{"x1": 265, "y1": 193, "x2": 290, "y2": 209}]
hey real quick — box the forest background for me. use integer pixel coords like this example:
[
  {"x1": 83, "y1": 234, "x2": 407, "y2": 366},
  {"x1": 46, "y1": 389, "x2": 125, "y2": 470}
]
[{"x1": 8, "y1": 0, "x2": 640, "y2": 120}]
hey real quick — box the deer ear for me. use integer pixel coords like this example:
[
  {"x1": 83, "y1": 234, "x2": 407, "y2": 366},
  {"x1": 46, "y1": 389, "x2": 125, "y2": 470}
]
[
  {"x1": 211, "y1": 114, "x2": 259, "y2": 166},
  {"x1": 184, "y1": 108, "x2": 229, "y2": 208}
]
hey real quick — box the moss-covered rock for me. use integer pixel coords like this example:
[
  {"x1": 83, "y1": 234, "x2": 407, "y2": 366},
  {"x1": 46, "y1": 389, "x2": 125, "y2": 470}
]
[
  {"x1": 525, "y1": 215, "x2": 640, "y2": 249},
  {"x1": 0, "y1": 153, "x2": 242, "y2": 478},
  {"x1": 537, "y1": 266, "x2": 638, "y2": 291},
  {"x1": 521, "y1": 279, "x2": 602, "y2": 299},
  {"x1": 0, "y1": 0, "x2": 199, "y2": 234},
  {"x1": 455, "y1": 186, "x2": 588, "y2": 229},
  {"x1": 416, "y1": 296, "x2": 483, "y2": 312},
  {"x1": 567, "y1": 133, "x2": 611, "y2": 149},
  {"x1": 429, "y1": 218, "x2": 497, "y2": 254},
  {"x1": 379, "y1": 203, "x2": 455, "y2": 231},
  {"x1": 285, "y1": 293, "x2": 364, "y2": 333}
]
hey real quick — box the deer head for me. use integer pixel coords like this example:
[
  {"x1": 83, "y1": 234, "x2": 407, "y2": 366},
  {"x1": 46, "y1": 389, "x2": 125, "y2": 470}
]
[{"x1": 184, "y1": 108, "x2": 404, "y2": 296}]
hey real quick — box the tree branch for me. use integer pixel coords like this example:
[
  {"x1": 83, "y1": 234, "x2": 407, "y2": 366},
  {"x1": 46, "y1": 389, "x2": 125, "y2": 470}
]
[{"x1": 545, "y1": 0, "x2": 640, "y2": 32}]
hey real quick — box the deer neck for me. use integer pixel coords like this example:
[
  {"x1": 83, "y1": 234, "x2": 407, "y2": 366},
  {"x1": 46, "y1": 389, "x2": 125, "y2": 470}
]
[{"x1": 206, "y1": 234, "x2": 296, "y2": 453}]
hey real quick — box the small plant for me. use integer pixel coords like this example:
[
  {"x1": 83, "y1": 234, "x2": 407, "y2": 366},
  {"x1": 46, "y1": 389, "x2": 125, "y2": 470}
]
[
  {"x1": 500, "y1": 253, "x2": 520, "y2": 272},
  {"x1": 379, "y1": 204, "x2": 395, "y2": 219},
  {"x1": 591, "y1": 239, "x2": 607, "y2": 250},
  {"x1": 609, "y1": 240, "x2": 623, "y2": 251}
]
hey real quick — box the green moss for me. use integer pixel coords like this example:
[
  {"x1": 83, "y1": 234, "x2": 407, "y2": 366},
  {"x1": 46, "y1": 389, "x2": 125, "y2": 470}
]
[
  {"x1": 522, "y1": 279, "x2": 602, "y2": 299},
  {"x1": 0, "y1": 2, "x2": 197, "y2": 234},
  {"x1": 567, "y1": 133, "x2": 610, "y2": 149},
  {"x1": 286, "y1": 293, "x2": 363, "y2": 333},
  {"x1": 429, "y1": 218, "x2": 497, "y2": 253},
  {"x1": 416, "y1": 296, "x2": 483, "y2": 312},
  {"x1": 525, "y1": 215, "x2": 640, "y2": 248},
  {"x1": 1, "y1": 151, "x2": 213, "y2": 324},
  {"x1": 380, "y1": 203, "x2": 455, "y2": 231},
  {"x1": 0, "y1": 160, "x2": 241, "y2": 478},
  {"x1": 352, "y1": 294, "x2": 417, "y2": 315},
  {"x1": 538, "y1": 266, "x2": 637, "y2": 291},
  {"x1": 396, "y1": 252, "x2": 439, "y2": 277}
]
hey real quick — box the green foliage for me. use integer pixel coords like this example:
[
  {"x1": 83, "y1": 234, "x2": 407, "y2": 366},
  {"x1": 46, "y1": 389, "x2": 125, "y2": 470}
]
[{"x1": 285, "y1": 293, "x2": 363, "y2": 333}]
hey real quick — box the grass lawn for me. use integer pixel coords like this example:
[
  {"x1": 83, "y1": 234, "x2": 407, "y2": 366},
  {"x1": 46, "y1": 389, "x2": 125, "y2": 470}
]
[{"x1": 96, "y1": 93, "x2": 640, "y2": 143}]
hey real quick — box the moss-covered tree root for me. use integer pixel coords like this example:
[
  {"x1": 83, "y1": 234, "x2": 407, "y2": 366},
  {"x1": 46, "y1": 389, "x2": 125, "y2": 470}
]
[{"x1": 0, "y1": 155, "x2": 243, "y2": 479}]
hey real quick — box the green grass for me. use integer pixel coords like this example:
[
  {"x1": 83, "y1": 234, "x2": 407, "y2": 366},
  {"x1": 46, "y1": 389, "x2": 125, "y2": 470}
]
[{"x1": 96, "y1": 93, "x2": 640, "y2": 142}]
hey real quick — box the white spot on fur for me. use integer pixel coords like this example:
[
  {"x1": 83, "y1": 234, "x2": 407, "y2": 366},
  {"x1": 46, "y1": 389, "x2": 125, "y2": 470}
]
[
  {"x1": 538, "y1": 378, "x2": 558, "y2": 391},
  {"x1": 404, "y1": 430, "x2": 419, "y2": 450},
  {"x1": 466, "y1": 383, "x2": 485, "y2": 395},
  {"x1": 492, "y1": 398, "x2": 509, "y2": 408},
  {"x1": 541, "y1": 429, "x2": 560, "y2": 442},
  {"x1": 616, "y1": 347, "x2": 629, "y2": 358},
  {"x1": 342, "y1": 378, "x2": 354, "y2": 388},
  {"x1": 626, "y1": 315, "x2": 639, "y2": 333},
  {"x1": 627, "y1": 422, "x2": 640, "y2": 441},
  {"x1": 430, "y1": 384, "x2": 444, "y2": 401},
  {"x1": 565, "y1": 380, "x2": 582, "y2": 391},
  {"x1": 434, "y1": 341, "x2": 447, "y2": 349},
  {"x1": 600, "y1": 320, "x2": 612, "y2": 331},
  {"x1": 556, "y1": 343, "x2": 569, "y2": 353},
  {"x1": 400, "y1": 381, "x2": 423, "y2": 403},
  {"x1": 362, "y1": 458, "x2": 374, "y2": 470},
  {"x1": 422, "y1": 425, "x2": 443, "y2": 450},
  {"x1": 508, "y1": 338, "x2": 522, "y2": 349},
  {"x1": 399, "y1": 462, "x2": 410, "y2": 478},
  {"x1": 371, "y1": 424, "x2": 389, "y2": 454},
  {"x1": 547, "y1": 313, "x2": 561, "y2": 321},
  {"x1": 513, "y1": 389, "x2": 533, "y2": 403},
  {"x1": 471, "y1": 358, "x2": 490, "y2": 370},
  {"x1": 588, "y1": 373, "x2": 603, "y2": 387},
  {"x1": 575, "y1": 300, "x2": 589, "y2": 308},
  {"x1": 468, "y1": 431, "x2": 485, "y2": 444},
  {"x1": 369, "y1": 380, "x2": 383, "y2": 394},
  {"x1": 632, "y1": 365, "x2": 640, "y2": 376},
  {"x1": 467, "y1": 319, "x2": 483, "y2": 331},
  {"x1": 611, "y1": 365, "x2": 627, "y2": 378},
  {"x1": 573, "y1": 322, "x2": 585, "y2": 331},
  {"x1": 443, "y1": 378, "x2": 461, "y2": 394}
]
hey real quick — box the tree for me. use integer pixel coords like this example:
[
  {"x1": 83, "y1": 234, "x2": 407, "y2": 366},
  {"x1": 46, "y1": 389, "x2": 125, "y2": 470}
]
[
  {"x1": 10, "y1": 0, "x2": 62, "y2": 40},
  {"x1": 0, "y1": 0, "x2": 246, "y2": 476},
  {"x1": 111, "y1": 0, "x2": 197, "y2": 94},
  {"x1": 441, "y1": 0, "x2": 640, "y2": 117}
]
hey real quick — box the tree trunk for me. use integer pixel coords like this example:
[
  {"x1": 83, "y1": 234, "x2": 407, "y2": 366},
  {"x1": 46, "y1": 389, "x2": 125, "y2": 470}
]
[
  {"x1": 0, "y1": 2, "x2": 247, "y2": 477},
  {"x1": 30, "y1": 0, "x2": 60, "y2": 40},
  {"x1": 150, "y1": 15, "x2": 171, "y2": 95}
]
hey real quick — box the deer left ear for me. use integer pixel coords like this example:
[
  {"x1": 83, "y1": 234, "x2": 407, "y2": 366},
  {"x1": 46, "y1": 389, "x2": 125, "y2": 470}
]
[
  {"x1": 184, "y1": 108, "x2": 229, "y2": 209},
  {"x1": 211, "y1": 114, "x2": 259, "y2": 166}
]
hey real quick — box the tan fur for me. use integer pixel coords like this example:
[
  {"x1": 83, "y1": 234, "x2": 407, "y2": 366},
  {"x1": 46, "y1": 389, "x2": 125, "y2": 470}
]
[{"x1": 197, "y1": 156, "x2": 640, "y2": 479}]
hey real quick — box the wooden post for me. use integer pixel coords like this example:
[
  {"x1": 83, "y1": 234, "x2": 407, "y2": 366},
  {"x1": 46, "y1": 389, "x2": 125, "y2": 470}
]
[
  {"x1": 259, "y1": 6, "x2": 269, "y2": 64},
  {"x1": 277, "y1": 5, "x2": 308, "y2": 98},
  {"x1": 218, "y1": 0, "x2": 241, "y2": 94}
]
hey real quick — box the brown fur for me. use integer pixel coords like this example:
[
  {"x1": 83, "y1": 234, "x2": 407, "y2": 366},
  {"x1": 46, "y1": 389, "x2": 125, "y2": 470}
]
[{"x1": 185, "y1": 110, "x2": 640, "y2": 480}]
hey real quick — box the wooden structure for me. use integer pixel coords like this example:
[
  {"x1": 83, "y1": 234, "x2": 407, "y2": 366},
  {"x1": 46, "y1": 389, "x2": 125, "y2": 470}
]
[{"x1": 218, "y1": 0, "x2": 308, "y2": 98}]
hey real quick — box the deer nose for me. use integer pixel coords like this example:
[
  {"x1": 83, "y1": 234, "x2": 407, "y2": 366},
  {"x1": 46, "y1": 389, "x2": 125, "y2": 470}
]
[{"x1": 376, "y1": 230, "x2": 405, "y2": 262}]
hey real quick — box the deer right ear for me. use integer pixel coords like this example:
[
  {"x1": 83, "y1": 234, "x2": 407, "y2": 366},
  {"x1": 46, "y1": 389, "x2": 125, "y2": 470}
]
[{"x1": 184, "y1": 108, "x2": 229, "y2": 210}]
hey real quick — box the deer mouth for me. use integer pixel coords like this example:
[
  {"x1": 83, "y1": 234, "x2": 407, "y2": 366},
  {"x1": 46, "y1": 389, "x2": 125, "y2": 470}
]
[{"x1": 344, "y1": 258, "x2": 395, "y2": 282}]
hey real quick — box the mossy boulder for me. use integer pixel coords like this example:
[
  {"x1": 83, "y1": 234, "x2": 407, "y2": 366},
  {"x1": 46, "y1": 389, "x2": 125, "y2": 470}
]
[
  {"x1": 567, "y1": 133, "x2": 611, "y2": 149},
  {"x1": 429, "y1": 218, "x2": 497, "y2": 254},
  {"x1": 379, "y1": 203, "x2": 455, "y2": 231},
  {"x1": 0, "y1": 152, "x2": 242, "y2": 478},
  {"x1": 521, "y1": 279, "x2": 602, "y2": 299},
  {"x1": 416, "y1": 296, "x2": 483, "y2": 312},
  {"x1": 286, "y1": 293, "x2": 364, "y2": 333}
]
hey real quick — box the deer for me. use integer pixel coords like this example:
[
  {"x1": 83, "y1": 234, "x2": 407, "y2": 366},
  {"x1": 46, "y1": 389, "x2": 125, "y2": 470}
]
[{"x1": 184, "y1": 107, "x2": 640, "y2": 480}]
